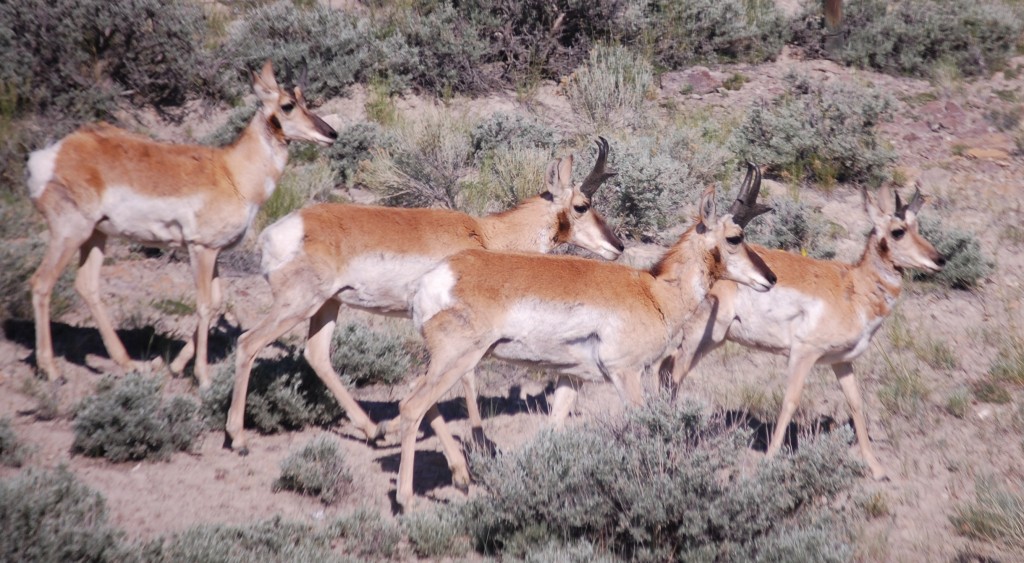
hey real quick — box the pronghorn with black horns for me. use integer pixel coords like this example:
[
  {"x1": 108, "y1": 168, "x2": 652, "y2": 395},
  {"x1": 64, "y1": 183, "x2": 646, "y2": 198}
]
[
  {"x1": 667, "y1": 183, "x2": 944, "y2": 480},
  {"x1": 393, "y1": 173, "x2": 778, "y2": 508},
  {"x1": 225, "y1": 138, "x2": 624, "y2": 454},
  {"x1": 26, "y1": 60, "x2": 337, "y2": 385}
]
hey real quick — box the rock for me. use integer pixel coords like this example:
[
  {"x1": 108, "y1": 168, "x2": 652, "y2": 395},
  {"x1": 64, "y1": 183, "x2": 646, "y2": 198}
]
[{"x1": 661, "y1": 67, "x2": 722, "y2": 96}]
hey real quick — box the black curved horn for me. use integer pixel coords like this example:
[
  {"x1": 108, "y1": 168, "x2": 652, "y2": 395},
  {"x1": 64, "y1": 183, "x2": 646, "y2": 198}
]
[
  {"x1": 580, "y1": 137, "x2": 617, "y2": 197},
  {"x1": 728, "y1": 161, "x2": 772, "y2": 227}
]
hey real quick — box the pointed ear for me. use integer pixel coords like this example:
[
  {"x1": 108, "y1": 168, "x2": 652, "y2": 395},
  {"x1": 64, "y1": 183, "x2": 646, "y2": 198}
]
[
  {"x1": 252, "y1": 59, "x2": 279, "y2": 104},
  {"x1": 877, "y1": 184, "x2": 896, "y2": 216},
  {"x1": 699, "y1": 187, "x2": 717, "y2": 226},
  {"x1": 294, "y1": 86, "x2": 306, "y2": 106},
  {"x1": 558, "y1": 154, "x2": 574, "y2": 192},
  {"x1": 545, "y1": 159, "x2": 564, "y2": 196},
  {"x1": 863, "y1": 189, "x2": 887, "y2": 227}
]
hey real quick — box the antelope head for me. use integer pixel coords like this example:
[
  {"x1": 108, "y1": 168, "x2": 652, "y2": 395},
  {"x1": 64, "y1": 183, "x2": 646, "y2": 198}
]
[
  {"x1": 546, "y1": 137, "x2": 624, "y2": 260},
  {"x1": 696, "y1": 187, "x2": 777, "y2": 292},
  {"x1": 252, "y1": 60, "x2": 337, "y2": 147},
  {"x1": 864, "y1": 184, "x2": 945, "y2": 273}
]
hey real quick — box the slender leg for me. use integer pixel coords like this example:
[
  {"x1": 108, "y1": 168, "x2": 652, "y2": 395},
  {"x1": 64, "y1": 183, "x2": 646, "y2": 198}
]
[
  {"x1": 74, "y1": 231, "x2": 134, "y2": 370},
  {"x1": 30, "y1": 223, "x2": 92, "y2": 380},
  {"x1": 670, "y1": 298, "x2": 725, "y2": 400},
  {"x1": 461, "y1": 370, "x2": 488, "y2": 446},
  {"x1": 396, "y1": 338, "x2": 489, "y2": 508},
  {"x1": 303, "y1": 299, "x2": 381, "y2": 441},
  {"x1": 226, "y1": 291, "x2": 323, "y2": 453},
  {"x1": 173, "y1": 245, "x2": 220, "y2": 388},
  {"x1": 833, "y1": 362, "x2": 887, "y2": 480},
  {"x1": 766, "y1": 348, "x2": 820, "y2": 458},
  {"x1": 548, "y1": 375, "x2": 579, "y2": 427},
  {"x1": 426, "y1": 404, "x2": 471, "y2": 490}
]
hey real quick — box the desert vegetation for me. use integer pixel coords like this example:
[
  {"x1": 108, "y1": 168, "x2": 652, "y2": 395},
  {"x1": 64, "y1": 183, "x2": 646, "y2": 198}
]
[{"x1": 0, "y1": 0, "x2": 1022, "y2": 561}]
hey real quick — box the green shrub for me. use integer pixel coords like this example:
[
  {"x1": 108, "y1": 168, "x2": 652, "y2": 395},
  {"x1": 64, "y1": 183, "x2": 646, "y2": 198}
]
[
  {"x1": 0, "y1": 467, "x2": 124, "y2": 562},
  {"x1": 878, "y1": 367, "x2": 930, "y2": 417},
  {"x1": 990, "y1": 337, "x2": 1024, "y2": 386},
  {"x1": 219, "y1": 2, "x2": 370, "y2": 101},
  {"x1": 402, "y1": 507, "x2": 472, "y2": 558},
  {"x1": 330, "y1": 322, "x2": 415, "y2": 387},
  {"x1": 593, "y1": 131, "x2": 729, "y2": 240},
  {"x1": 0, "y1": 419, "x2": 26, "y2": 467},
  {"x1": 201, "y1": 355, "x2": 343, "y2": 434},
  {"x1": 377, "y1": 3, "x2": 494, "y2": 95},
  {"x1": 135, "y1": 516, "x2": 346, "y2": 563},
  {"x1": 744, "y1": 196, "x2": 838, "y2": 259},
  {"x1": 328, "y1": 122, "x2": 397, "y2": 187},
  {"x1": 972, "y1": 378, "x2": 1012, "y2": 405},
  {"x1": 913, "y1": 215, "x2": 994, "y2": 290},
  {"x1": 331, "y1": 509, "x2": 404, "y2": 560},
  {"x1": 732, "y1": 73, "x2": 895, "y2": 186},
  {"x1": 946, "y1": 388, "x2": 971, "y2": 419},
  {"x1": 0, "y1": 0, "x2": 213, "y2": 120},
  {"x1": 563, "y1": 45, "x2": 654, "y2": 132},
  {"x1": 462, "y1": 398, "x2": 862, "y2": 559},
  {"x1": 72, "y1": 374, "x2": 203, "y2": 463},
  {"x1": 273, "y1": 435, "x2": 352, "y2": 505},
  {"x1": 951, "y1": 477, "x2": 1024, "y2": 549},
  {"x1": 631, "y1": 0, "x2": 788, "y2": 69},
  {"x1": 357, "y1": 110, "x2": 474, "y2": 210},
  {"x1": 793, "y1": 0, "x2": 1024, "y2": 78},
  {"x1": 469, "y1": 112, "x2": 559, "y2": 159}
]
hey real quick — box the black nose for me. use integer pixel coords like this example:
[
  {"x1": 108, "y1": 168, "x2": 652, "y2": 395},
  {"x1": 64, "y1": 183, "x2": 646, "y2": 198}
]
[
  {"x1": 328, "y1": 129, "x2": 339, "y2": 140},
  {"x1": 767, "y1": 272, "x2": 777, "y2": 286},
  {"x1": 936, "y1": 255, "x2": 946, "y2": 268},
  {"x1": 614, "y1": 239, "x2": 625, "y2": 252}
]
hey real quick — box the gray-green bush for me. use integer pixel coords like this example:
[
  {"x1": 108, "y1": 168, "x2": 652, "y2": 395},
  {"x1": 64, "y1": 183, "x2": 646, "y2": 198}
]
[
  {"x1": 72, "y1": 374, "x2": 203, "y2": 463},
  {"x1": 469, "y1": 112, "x2": 559, "y2": 159},
  {"x1": 593, "y1": 131, "x2": 729, "y2": 240},
  {"x1": 328, "y1": 122, "x2": 397, "y2": 187},
  {"x1": 219, "y1": 2, "x2": 370, "y2": 101},
  {"x1": 402, "y1": 507, "x2": 472, "y2": 559},
  {"x1": 201, "y1": 354, "x2": 343, "y2": 434},
  {"x1": 951, "y1": 477, "x2": 1024, "y2": 550},
  {"x1": 632, "y1": 0, "x2": 789, "y2": 69},
  {"x1": 914, "y1": 215, "x2": 994, "y2": 289},
  {"x1": 330, "y1": 322, "x2": 415, "y2": 387},
  {"x1": 462, "y1": 399, "x2": 862, "y2": 559},
  {"x1": 744, "y1": 197, "x2": 838, "y2": 259},
  {"x1": 792, "y1": 0, "x2": 1024, "y2": 78},
  {"x1": 135, "y1": 516, "x2": 346, "y2": 563},
  {"x1": 0, "y1": 419, "x2": 25, "y2": 467},
  {"x1": 0, "y1": 467, "x2": 123, "y2": 562},
  {"x1": 732, "y1": 73, "x2": 895, "y2": 186},
  {"x1": 274, "y1": 435, "x2": 352, "y2": 505},
  {"x1": 0, "y1": 0, "x2": 213, "y2": 119},
  {"x1": 564, "y1": 45, "x2": 654, "y2": 132}
]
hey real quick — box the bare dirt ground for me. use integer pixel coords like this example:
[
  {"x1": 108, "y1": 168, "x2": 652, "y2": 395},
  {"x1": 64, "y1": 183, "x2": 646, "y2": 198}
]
[{"x1": 2, "y1": 48, "x2": 1023, "y2": 561}]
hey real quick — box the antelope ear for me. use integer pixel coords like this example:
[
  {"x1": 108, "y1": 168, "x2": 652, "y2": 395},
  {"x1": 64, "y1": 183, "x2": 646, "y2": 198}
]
[
  {"x1": 558, "y1": 154, "x2": 574, "y2": 192},
  {"x1": 699, "y1": 187, "x2": 717, "y2": 226},
  {"x1": 877, "y1": 184, "x2": 896, "y2": 216},
  {"x1": 545, "y1": 159, "x2": 564, "y2": 197},
  {"x1": 863, "y1": 189, "x2": 887, "y2": 228},
  {"x1": 252, "y1": 60, "x2": 279, "y2": 104}
]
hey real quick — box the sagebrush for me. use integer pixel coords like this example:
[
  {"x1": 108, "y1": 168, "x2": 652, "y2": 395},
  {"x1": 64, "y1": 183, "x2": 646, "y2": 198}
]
[
  {"x1": 72, "y1": 374, "x2": 203, "y2": 463},
  {"x1": 274, "y1": 435, "x2": 352, "y2": 505}
]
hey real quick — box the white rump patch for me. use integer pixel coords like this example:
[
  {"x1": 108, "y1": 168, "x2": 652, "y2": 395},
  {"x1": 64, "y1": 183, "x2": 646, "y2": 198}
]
[
  {"x1": 412, "y1": 263, "x2": 456, "y2": 328},
  {"x1": 26, "y1": 140, "x2": 64, "y2": 200},
  {"x1": 259, "y1": 212, "x2": 305, "y2": 275}
]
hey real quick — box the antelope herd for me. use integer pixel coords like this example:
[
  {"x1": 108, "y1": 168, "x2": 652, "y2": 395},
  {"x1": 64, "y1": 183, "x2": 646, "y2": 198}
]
[{"x1": 24, "y1": 61, "x2": 946, "y2": 508}]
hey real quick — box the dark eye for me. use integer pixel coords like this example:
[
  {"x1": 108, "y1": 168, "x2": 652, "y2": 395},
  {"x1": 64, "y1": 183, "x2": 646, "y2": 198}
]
[
  {"x1": 726, "y1": 235, "x2": 743, "y2": 245},
  {"x1": 891, "y1": 228, "x2": 905, "y2": 240},
  {"x1": 573, "y1": 204, "x2": 589, "y2": 214},
  {"x1": 280, "y1": 102, "x2": 295, "y2": 113}
]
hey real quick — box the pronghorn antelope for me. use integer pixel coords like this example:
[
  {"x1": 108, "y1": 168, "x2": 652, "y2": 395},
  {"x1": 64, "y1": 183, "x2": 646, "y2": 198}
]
[
  {"x1": 225, "y1": 139, "x2": 624, "y2": 453},
  {"x1": 393, "y1": 180, "x2": 778, "y2": 507},
  {"x1": 667, "y1": 185, "x2": 944, "y2": 480},
  {"x1": 26, "y1": 60, "x2": 337, "y2": 386}
]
